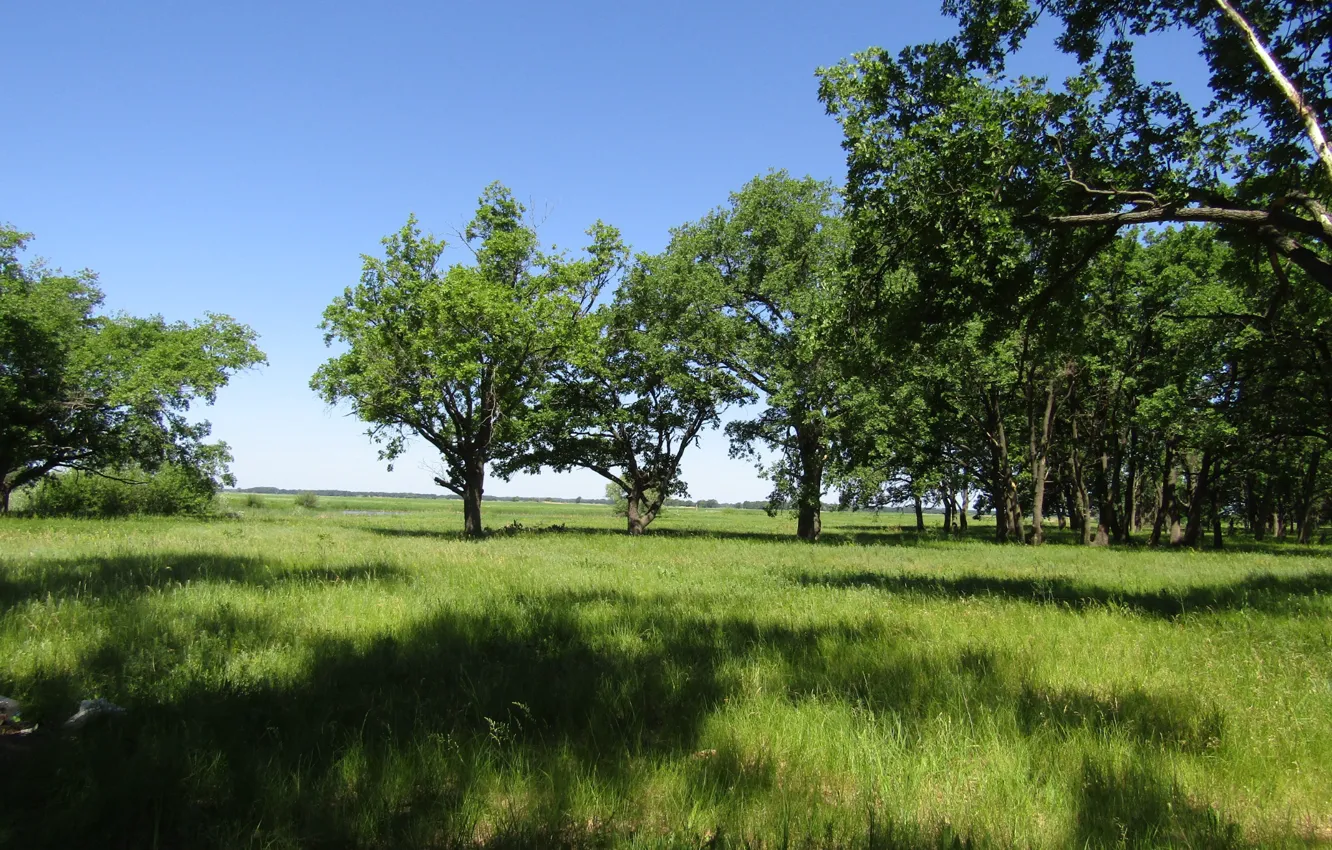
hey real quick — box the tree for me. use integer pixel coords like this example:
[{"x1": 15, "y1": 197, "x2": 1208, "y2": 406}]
[
  {"x1": 0, "y1": 225, "x2": 264, "y2": 513},
  {"x1": 821, "y1": 1, "x2": 1332, "y2": 296},
  {"x1": 498, "y1": 252, "x2": 750, "y2": 534},
  {"x1": 669, "y1": 172, "x2": 848, "y2": 541},
  {"x1": 311, "y1": 185, "x2": 626, "y2": 537}
]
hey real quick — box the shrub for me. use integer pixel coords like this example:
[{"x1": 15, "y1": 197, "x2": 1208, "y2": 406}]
[
  {"x1": 293, "y1": 491, "x2": 320, "y2": 509},
  {"x1": 605, "y1": 482, "x2": 665, "y2": 518},
  {"x1": 22, "y1": 464, "x2": 221, "y2": 518},
  {"x1": 242, "y1": 493, "x2": 266, "y2": 508}
]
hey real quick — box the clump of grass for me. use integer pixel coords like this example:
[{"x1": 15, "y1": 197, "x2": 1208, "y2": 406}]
[
  {"x1": 242, "y1": 493, "x2": 266, "y2": 508},
  {"x1": 293, "y1": 491, "x2": 319, "y2": 509}
]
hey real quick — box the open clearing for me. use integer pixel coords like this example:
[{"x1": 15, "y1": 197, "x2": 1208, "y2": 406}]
[{"x1": 2, "y1": 497, "x2": 1330, "y2": 848}]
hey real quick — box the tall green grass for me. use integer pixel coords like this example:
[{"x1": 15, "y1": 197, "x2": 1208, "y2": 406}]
[{"x1": 1, "y1": 501, "x2": 1329, "y2": 848}]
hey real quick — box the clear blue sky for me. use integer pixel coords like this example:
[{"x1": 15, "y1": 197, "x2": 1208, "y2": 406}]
[{"x1": 6, "y1": 1, "x2": 1211, "y2": 500}]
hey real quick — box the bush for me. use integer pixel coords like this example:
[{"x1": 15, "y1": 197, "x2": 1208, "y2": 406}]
[
  {"x1": 22, "y1": 464, "x2": 221, "y2": 518},
  {"x1": 242, "y1": 493, "x2": 266, "y2": 508},
  {"x1": 605, "y1": 482, "x2": 665, "y2": 518},
  {"x1": 293, "y1": 491, "x2": 320, "y2": 509}
]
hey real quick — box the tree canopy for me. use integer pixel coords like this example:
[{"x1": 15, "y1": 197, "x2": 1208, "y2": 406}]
[
  {"x1": 0, "y1": 224, "x2": 265, "y2": 511},
  {"x1": 311, "y1": 185, "x2": 626, "y2": 537}
]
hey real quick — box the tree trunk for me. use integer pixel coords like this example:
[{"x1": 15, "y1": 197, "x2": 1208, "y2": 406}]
[
  {"x1": 1069, "y1": 440, "x2": 1092, "y2": 546},
  {"x1": 1030, "y1": 456, "x2": 1048, "y2": 545},
  {"x1": 1258, "y1": 474, "x2": 1276, "y2": 540},
  {"x1": 1244, "y1": 474, "x2": 1261, "y2": 538},
  {"x1": 0, "y1": 485, "x2": 9, "y2": 514},
  {"x1": 959, "y1": 473, "x2": 970, "y2": 533},
  {"x1": 1298, "y1": 449, "x2": 1322, "y2": 544},
  {"x1": 1181, "y1": 450, "x2": 1212, "y2": 548},
  {"x1": 1150, "y1": 441, "x2": 1174, "y2": 547},
  {"x1": 462, "y1": 460, "x2": 485, "y2": 538},
  {"x1": 794, "y1": 422, "x2": 823, "y2": 542},
  {"x1": 1028, "y1": 377, "x2": 1059, "y2": 546},
  {"x1": 1211, "y1": 484, "x2": 1224, "y2": 549},
  {"x1": 1121, "y1": 427, "x2": 1138, "y2": 543},
  {"x1": 913, "y1": 494, "x2": 925, "y2": 532},
  {"x1": 1094, "y1": 442, "x2": 1121, "y2": 546},
  {"x1": 985, "y1": 389, "x2": 1024, "y2": 544},
  {"x1": 626, "y1": 495, "x2": 654, "y2": 535},
  {"x1": 1066, "y1": 474, "x2": 1082, "y2": 533}
]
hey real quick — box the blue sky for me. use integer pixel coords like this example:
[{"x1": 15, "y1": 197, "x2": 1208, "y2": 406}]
[{"x1": 6, "y1": 1, "x2": 1212, "y2": 500}]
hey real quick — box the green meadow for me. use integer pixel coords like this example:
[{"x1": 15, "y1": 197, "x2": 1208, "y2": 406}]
[{"x1": 2, "y1": 497, "x2": 1330, "y2": 848}]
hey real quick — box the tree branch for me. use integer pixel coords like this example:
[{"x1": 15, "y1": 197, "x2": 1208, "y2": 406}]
[{"x1": 1212, "y1": 0, "x2": 1332, "y2": 183}]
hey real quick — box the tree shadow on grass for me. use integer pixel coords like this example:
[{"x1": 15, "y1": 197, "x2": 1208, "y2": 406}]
[
  {"x1": 0, "y1": 589, "x2": 1258, "y2": 849},
  {"x1": 0, "y1": 553, "x2": 409, "y2": 610},
  {"x1": 365, "y1": 523, "x2": 957, "y2": 548},
  {"x1": 795, "y1": 570, "x2": 1332, "y2": 618},
  {"x1": 1075, "y1": 757, "x2": 1247, "y2": 849},
  {"x1": 363, "y1": 523, "x2": 1332, "y2": 558}
]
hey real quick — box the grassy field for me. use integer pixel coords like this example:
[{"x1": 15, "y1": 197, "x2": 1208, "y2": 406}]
[{"x1": 1, "y1": 496, "x2": 1330, "y2": 848}]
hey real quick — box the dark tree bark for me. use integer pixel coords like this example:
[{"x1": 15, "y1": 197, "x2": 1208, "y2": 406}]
[
  {"x1": 914, "y1": 494, "x2": 926, "y2": 532},
  {"x1": 984, "y1": 387, "x2": 1023, "y2": 543},
  {"x1": 795, "y1": 422, "x2": 824, "y2": 542},
  {"x1": 462, "y1": 459, "x2": 485, "y2": 538},
  {"x1": 1092, "y1": 445, "x2": 1120, "y2": 546},
  {"x1": 1298, "y1": 449, "x2": 1322, "y2": 545},
  {"x1": 1047, "y1": 204, "x2": 1332, "y2": 294},
  {"x1": 1150, "y1": 440, "x2": 1175, "y2": 547},
  {"x1": 1181, "y1": 450, "x2": 1213, "y2": 548},
  {"x1": 1121, "y1": 427, "x2": 1138, "y2": 543},
  {"x1": 625, "y1": 492, "x2": 658, "y2": 536},
  {"x1": 1028, "y1": 376, "x2": 1059, "y2": 545},
  {"x1": 1069, "y1": 427, "x2": 1092, "y2": 545},
  {"x1": 1245, "y1": 473, "x2": 1263, "y2": 540}
]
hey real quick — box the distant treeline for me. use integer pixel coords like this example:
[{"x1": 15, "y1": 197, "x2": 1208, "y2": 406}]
[{"x1": 225, "y1": 487, "x2": 813, "y2": 511}]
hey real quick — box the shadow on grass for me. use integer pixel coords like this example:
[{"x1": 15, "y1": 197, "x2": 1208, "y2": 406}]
[
  {"x1": 363, "y1": 523, "x2": 992, "y2": 548},
  {"x1": 1076, "y1": 757, "x2": 1246, "y2": 848},
  {"x1": 362, "y1": 523, "x2": 1332, "y2": 559},
  {"x1": 0, "y1": 588, "x2": 1261, "y2": 849},
  {"x1": 796, "y1": 570, "x2": 1332, "y2": 618},
  {"x1": 0, "y1": 553, "x2": 408, "y2": 610}
]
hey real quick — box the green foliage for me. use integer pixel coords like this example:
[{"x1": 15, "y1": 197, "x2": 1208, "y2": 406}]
[
  {"x1": 657, "y1": 171, "x2": 849, "y2": 540},
  {"x1": 241, "y1": 493, "x2": 266, "y2": 508},
  {"x1": 21, "y1": 462, "x2": 224, "y2": 517},
  {"x1": 293, "y1": 491, "x2": 319, "y2": 509},
  {"x1": 311, "y1": 185, "x2": 625, "y2": 536},
  {"x1": 819, "y1": 0, "x2": 1332, "y2": 298},
  {"x1": 817, "y1": 3, "x2": 1332, "y2": 545},
  {"x1": 500, "y1": 244, "x2": 750, "y2": 533},
  {"x1": 0, "y1": 224, "x2": 265, "y2": 511}
]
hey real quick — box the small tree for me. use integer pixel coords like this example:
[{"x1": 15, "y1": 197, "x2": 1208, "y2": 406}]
[{"x1": 311, "y1": 185, "x2": 626, "y2": 537}]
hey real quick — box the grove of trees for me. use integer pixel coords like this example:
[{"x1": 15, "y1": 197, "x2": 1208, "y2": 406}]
[{"x1": 318, "y1": 1, "x2": 1330, "y2": 543}]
